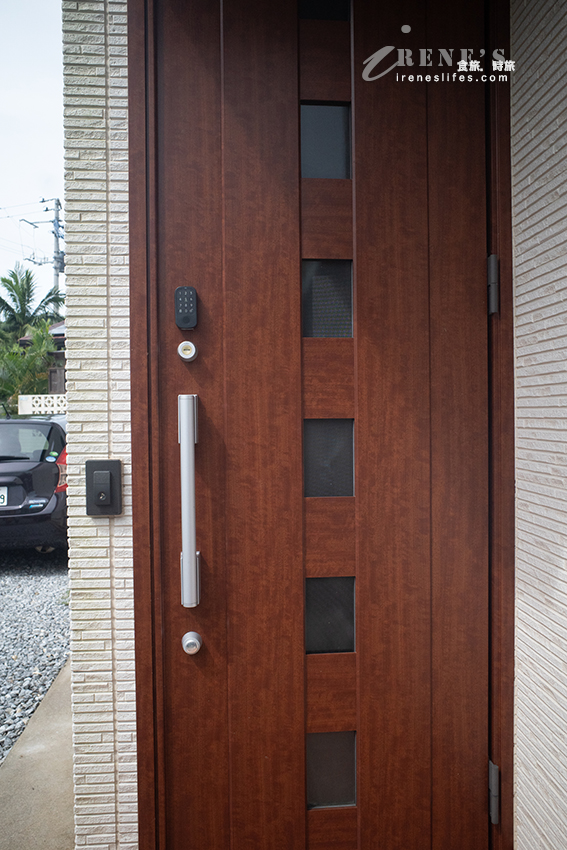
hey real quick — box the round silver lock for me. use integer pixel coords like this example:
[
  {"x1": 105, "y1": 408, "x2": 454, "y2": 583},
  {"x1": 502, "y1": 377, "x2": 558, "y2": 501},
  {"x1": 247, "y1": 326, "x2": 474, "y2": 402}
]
[
  {"x1": 182, "y1": 631, "x2": 203, "y2": 655},
  {"x1": 177, "y1": 340, "x2": 198, "y2": 362}
]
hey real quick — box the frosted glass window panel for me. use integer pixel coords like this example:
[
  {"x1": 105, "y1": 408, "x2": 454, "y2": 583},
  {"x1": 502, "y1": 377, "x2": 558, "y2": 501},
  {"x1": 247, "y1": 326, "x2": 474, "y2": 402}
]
[
  {"x1": 304, "y1": 419, "x2": 354, "y2": 497},
  {"x1": 299, "y1": 0, "x2": 350, "y2": 20},
  {"x1": 306, "y1": 732, "x2": 356, "y2": 808},
  {"x1": 301, "y1": 105, "x2": 351, "y2": 179},
  {"x1": 305, "y1": 577, "x2": 355, "y2": 654},
  {"x1": 302, "y1": 260, "x2": 353, "y2": 338}
]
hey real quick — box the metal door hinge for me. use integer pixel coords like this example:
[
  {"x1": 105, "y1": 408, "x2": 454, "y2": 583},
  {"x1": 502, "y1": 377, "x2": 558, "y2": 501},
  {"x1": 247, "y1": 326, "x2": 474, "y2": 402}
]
[
  {"x1": 489, "y1": 759, "x2": 499, "y2": 824},
  {"x1": 487, "y1": 254, "x2": 499, "y2": 315}
]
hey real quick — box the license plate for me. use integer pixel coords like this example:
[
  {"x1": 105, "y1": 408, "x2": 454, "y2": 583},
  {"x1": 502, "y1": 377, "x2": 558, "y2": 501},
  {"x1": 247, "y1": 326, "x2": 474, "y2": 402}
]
[{"x1": 0, "y1": 486, "x2": 7, "y2": 506}]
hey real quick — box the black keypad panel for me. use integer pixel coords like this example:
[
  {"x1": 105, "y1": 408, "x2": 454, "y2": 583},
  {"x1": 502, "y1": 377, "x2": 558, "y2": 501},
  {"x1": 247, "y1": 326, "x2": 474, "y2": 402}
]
[{"x1": 175, "y1": 286, "x2": 198, "y2": 329}]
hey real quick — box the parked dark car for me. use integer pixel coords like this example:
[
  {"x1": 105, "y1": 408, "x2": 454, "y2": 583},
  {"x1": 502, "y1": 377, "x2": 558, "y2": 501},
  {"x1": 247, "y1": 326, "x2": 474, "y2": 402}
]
[{"x1": 0, "y1": 415, "x2": 67, "y2": 551}]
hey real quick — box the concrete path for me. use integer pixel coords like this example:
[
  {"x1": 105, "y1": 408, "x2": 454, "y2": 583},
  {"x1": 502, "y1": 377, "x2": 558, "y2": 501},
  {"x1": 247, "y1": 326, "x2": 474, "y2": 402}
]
[{"x1": 0, "y1": 659, "x2": 74, "y2": 850}]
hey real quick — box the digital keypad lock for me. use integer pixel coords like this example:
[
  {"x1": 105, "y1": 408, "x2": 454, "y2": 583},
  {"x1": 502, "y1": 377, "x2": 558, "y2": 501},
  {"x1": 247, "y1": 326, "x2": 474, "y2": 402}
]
[{"x1": 175, "y1": 286, "x2": 198, "y2": 329}]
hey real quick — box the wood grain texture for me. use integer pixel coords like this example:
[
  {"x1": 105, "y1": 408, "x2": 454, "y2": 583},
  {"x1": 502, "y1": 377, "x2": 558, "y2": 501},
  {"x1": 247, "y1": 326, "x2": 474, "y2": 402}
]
[
  {"x1": 302, "y1": 338, "x2": 354, "y2": 418},
  {"x1": 354, "y1": 2, "x2": 432, "y2": 847},
  {"x1": 222, "y1": 2, "x2": 306, "y2": 847},
  {"x1": 301, "y1": 180, "x2": 353, "y2": 259},
  {"x1": 306, "y1": 653, "x2": 356, "y2": 732},
  {"x1": 129, "y1": 2, "x2": 502, "y2": 847},
  {"x1": 307, "y1": 807, "x2": 357, "y2": 849},
  {"x1": 300, "y1": 20, "x2": 351, "y2": 102},
  {"x1": 305, "y1": 498, "x2": 355, "y2": 576},
  {"x1": 154, "y1": 1, "x2": 230, "y2": 847},
  {"x1": 128, "y1": 0, "x2": 159, "y2": 845},
  {"x1": 427, "y1": 2, "x2": 490, "y2": 847}
]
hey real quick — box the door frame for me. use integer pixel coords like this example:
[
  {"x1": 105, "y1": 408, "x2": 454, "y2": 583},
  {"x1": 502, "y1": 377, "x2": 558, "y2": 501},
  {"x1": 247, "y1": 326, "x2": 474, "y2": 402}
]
[
  {"x1": 486, "y1": 1, "x2": 515, "y2": 846},
  {"x1": 127, "y1": 1, "x2": 514, "y2": 847}
]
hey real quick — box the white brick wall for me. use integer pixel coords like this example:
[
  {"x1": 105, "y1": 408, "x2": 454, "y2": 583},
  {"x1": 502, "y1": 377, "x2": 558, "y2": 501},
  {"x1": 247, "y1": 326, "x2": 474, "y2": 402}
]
[
  {"x1": 63, "y1": 2, "x2": 137, "y2": 848},
  {"x1": 512, "y1": 1, "x2": 567, "y2": 846}
]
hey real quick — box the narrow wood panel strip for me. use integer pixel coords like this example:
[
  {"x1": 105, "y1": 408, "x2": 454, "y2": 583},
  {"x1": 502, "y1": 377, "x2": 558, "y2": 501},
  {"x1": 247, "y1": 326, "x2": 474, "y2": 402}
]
[
  {"x1": 354, "y1": 2, "x2": 432, "y2": 847},
  {"x1": 487, "y1": 4, "x2": 515, "y2": 846},
  {"x1": 154, "y1": 1, "x2": 230, "y2": 847},
  {"x1": 307, "y1": 807, "x2": 357, "y2": 849},
  {"x1": 303, "y1": 338, "x2": 354, "y2": 418},
  {"x1": 301, "y1": 179, "x2": 353, "y2": 259},
  {"x1": 428, "y1": 2, "x2": 490, "y2": 847},
  {"x1": 300, "y1": 20, "x2": 351, "y2": 102},
  {"x1": 222, "y1": 2, "x2": 307, "y2": 847},
  {"x1": 305, "y1": 498, "x2": 355, "y2": 577},
  {"x1": 128, "y1": 2, "x2": 162, "y2": 844},
  {"x1": 306, "y1": 653, "x2": 356, "y2": 733}
]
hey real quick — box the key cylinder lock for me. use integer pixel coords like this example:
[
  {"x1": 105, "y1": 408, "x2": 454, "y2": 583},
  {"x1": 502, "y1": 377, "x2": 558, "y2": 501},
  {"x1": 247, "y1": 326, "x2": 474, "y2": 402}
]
[{"x1": 177, "y1": 340, "x2": 198, "y2": 362}]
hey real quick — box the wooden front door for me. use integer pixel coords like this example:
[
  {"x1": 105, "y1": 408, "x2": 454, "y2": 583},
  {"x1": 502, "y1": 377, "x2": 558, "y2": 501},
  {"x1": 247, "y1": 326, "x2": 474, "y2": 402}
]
[{"x1": 129, "y1": 1, "x2": 511, "y2": 847}]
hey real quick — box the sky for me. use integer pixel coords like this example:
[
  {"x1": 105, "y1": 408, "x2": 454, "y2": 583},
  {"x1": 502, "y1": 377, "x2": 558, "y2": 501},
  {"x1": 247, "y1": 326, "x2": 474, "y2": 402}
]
[{"x1": 0, "y1": 0, "x2": 64, "y2": 303}]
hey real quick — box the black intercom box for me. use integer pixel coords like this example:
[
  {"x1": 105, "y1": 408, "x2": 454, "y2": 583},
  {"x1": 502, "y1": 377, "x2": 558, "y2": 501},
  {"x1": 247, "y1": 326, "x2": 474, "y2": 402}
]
[{"x1": 85, "y1": 459, "x2": 123, "y2": 516}]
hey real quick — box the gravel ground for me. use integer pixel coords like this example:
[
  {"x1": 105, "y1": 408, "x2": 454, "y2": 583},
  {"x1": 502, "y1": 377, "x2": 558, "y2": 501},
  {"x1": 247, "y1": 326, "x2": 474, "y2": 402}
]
[{"x1": 0, "y1": 548, "x2": 69, "y2": 764}]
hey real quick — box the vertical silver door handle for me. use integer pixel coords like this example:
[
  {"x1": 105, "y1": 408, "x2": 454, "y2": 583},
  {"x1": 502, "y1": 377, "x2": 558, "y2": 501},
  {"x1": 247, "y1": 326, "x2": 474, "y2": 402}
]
[{"x1": 178, "y1": 394, "x2": 200, "y2": 607}]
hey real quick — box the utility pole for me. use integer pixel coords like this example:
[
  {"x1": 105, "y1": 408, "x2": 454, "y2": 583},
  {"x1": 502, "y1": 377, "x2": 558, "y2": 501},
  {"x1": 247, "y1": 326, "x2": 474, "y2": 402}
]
[
  {"x1": 43, "y1": 198, "x2": 65, "y2": 292},
  {"x1": 22, "y1": 198, "x2": 65, "y2": 290}
]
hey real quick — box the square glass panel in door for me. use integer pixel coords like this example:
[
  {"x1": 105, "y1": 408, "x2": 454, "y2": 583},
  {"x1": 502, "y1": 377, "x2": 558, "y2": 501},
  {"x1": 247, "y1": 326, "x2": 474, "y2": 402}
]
[
  {"x1": 302, "y1": 260, "x2": 352, "y2": 337},
  {"x1": 299, "y1": 0, "x2": 350, "y2": 20},
  {"x1": 306, "y1": 731, "x2": 356, "y2": 808},
  {"x1": 301, "y1": 104, "x2": 351, "y2": 178},
  {"x1": 305, "y1": 577, "x2": 355, "y2": 653},
  {"x1": 304, "y1": 419, "x2": 354, "y2": 497}
]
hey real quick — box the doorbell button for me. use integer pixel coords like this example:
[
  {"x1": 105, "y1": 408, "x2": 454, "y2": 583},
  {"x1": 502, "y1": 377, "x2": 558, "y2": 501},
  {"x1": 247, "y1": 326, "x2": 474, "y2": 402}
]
[{"x1": 178, "y1": 341, "x2": 198, "y2": 361}]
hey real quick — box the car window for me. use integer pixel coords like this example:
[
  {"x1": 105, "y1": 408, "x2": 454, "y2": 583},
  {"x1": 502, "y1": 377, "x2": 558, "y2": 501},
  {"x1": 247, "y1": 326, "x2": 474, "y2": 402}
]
[{"x1": 0, "y1": 423, "x2": 64, "y2": 462}]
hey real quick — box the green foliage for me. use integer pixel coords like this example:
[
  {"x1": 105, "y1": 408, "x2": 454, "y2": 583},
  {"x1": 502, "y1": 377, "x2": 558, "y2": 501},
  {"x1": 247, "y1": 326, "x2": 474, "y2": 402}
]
[
  {"x1": 0, "y1": 321, "x2": 57, "y2": 414},
  {"x1": 0, "y1": 265, "x2": 65, "y2": 414},
  {"x1": 0, "y1": 262, "x2": 64, "y2": 342}
]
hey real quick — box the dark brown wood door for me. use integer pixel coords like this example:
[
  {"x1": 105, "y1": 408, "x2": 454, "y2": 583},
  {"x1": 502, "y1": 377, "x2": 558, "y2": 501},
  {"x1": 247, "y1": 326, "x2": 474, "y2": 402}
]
[{"x1": 130, "y1": 1, "x2": 495, "y2": 847}]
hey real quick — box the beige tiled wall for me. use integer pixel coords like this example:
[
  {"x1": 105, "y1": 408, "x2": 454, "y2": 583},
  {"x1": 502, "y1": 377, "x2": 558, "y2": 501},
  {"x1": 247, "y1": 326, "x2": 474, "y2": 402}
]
[
  {"x1": 63, "y1": 1, "x2": 137, "y2": 847},
  {"x1": 511, "y1": 1, "x2": 567, "y2": 846}
]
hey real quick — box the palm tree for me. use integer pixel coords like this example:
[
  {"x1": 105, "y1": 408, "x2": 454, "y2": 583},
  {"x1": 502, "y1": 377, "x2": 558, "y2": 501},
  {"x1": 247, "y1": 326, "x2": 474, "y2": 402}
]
[
  {"x1": 0, "y1": 321, "x2": 55, "y2": 412},
  {"x1": 0, "y1": 263, "x2": 64, "y2": 340}
]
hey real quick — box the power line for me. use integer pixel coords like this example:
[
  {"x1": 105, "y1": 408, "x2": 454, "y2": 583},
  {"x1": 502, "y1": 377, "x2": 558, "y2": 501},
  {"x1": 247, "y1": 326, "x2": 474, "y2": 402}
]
[
  {"x1": 0, "y1": 236, "x2": 36, "y2": 251},
  {"x1": 0, "y1": 200, "x2": 55, "y2": 213},
  {"x1": 0, "y1": 198, "x2": 65, "y2": 289}
]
